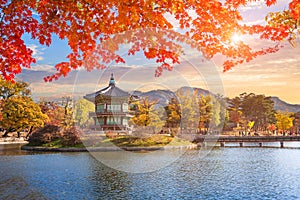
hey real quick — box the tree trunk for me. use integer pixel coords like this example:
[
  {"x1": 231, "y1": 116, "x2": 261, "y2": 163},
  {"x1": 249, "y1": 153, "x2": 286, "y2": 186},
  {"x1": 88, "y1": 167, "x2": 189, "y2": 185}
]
[
  {"x1": 25, "y1": 126, "x2": 34, "y2": 139},
  {"x1": 2, "y1": 128, "x2": 11, "y2": 137}
]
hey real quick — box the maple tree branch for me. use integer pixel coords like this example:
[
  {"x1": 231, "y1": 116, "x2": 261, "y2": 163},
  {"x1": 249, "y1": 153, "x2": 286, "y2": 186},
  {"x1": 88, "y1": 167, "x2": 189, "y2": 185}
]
[
  {"x1": 1, "y1": 0, "x2": 298, "y2": 81},
  {"x1": 0, "y1": 2, "x2": 14, "y2": 38},
  {"x1": 0, "y1": 12, "x2": 4, "y2": 25},
  {"x1": 0, "y1": 14, "x2": 4, "y2": 38},
  {"x1": 79, "y1": 0, "x2": 90, "y2": 7}
]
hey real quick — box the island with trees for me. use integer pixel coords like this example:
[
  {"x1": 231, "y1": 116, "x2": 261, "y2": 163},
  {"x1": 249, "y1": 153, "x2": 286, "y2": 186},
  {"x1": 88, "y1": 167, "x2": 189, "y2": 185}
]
[{"x1": 1, "y1": 76, "x2": 300, "y2": 150}]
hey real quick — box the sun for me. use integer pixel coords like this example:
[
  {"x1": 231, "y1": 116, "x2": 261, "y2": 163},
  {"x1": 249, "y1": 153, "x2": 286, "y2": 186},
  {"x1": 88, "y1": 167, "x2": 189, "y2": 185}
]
[{"x1": 231, "y1": 33, "x2": 242, "y2": 44}]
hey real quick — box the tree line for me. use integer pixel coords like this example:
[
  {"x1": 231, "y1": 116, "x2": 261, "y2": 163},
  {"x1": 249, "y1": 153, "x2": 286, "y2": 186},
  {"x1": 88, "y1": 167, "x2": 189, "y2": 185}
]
[
  {"x1": 130, "y1": 89, "x2": 226, "y2": 135},
  {"x1": 131, "y1": 91, "x2": 299, "y2": 135},
  {"x1": 0, "y1": 78, "x2": 94, "y2": 138},
  {"x1": 0, "y1": 78, "x2": 299, "y2": 138},
  {"x1": 227, "y1": 93, "x2": 297, "y2": 134}
]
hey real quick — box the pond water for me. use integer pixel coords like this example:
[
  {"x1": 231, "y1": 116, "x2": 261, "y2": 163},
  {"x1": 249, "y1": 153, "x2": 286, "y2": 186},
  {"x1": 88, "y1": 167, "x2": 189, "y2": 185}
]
[{"x1": 0, "y1": 144, "x2": 300, "y2": 199}]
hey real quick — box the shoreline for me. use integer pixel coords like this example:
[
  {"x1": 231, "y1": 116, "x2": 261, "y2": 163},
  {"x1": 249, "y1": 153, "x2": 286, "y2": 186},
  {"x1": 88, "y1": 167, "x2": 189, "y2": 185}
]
[
  {"x1": 21, "y1": 144, "x2": 199, "y2": 152},
  {"x1": 0, "y1": 138, "x2": 28, "y2": 145}
]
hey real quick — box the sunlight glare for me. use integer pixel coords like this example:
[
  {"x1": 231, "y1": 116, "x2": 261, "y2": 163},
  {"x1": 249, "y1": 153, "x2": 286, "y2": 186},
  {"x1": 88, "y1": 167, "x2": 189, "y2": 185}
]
[{"x1": 231, "y1": 33, "x2": 242, "y2": 44}]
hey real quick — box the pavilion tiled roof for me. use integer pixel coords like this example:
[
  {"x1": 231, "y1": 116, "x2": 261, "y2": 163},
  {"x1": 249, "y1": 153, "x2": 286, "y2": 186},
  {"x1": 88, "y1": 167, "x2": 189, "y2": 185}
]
[{"x1": 84, "y1": 74, "x2": 129, "y2": 102}]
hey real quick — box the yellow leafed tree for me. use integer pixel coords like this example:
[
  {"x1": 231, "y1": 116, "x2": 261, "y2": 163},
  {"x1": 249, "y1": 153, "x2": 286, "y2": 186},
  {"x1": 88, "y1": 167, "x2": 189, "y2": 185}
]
[
  {"x1": 0, "y1": 96, "x2": 49, "y2": 137},
  {"x1": 275, "y1": 112, "x2": 293, "y2": 131}
]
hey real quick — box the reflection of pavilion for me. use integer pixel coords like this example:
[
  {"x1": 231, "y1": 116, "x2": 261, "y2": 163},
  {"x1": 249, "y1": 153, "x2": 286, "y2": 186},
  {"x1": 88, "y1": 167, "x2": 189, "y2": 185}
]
[{"x1": 84, "y1": 74, "x2": 132, "y2": 131}]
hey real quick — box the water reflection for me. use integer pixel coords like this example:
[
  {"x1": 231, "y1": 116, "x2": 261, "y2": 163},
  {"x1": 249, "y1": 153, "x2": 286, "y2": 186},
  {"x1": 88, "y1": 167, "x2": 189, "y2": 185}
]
[
  {"x1": 0, "y1": 144, "x2": 54, "y2": 156},
  {"x1": 0, "y1": 176, "x2": 46, "y2": 199},
  {"x1": 0, "y1": 144, "x2": 29, "y2": 156},
  {"x1": 0, "y1": 146, "x2": 299, "y2": 199},
  {"x1": 90, "y1": 149, "x2": 187, "y2": 173}
]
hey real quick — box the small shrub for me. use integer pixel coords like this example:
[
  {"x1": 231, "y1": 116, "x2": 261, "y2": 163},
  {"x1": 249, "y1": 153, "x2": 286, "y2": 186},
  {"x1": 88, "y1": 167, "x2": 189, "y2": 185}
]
[
  {"x1": 28, "y1": 125, "x2": 83, "y2": 147},
  {"x1": 61, "y1": 126, "x2": 83, "y2": 146},
  {"x1": 28, "y1": 125, "x2": 61, "y2": 145}
]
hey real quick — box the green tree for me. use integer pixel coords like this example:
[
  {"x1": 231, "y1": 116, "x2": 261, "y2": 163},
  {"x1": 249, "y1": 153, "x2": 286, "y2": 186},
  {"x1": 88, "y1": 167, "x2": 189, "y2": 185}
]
[
  {"x1": 175, "y1": 89, "x2": 199, "y2": 132},
  {"x1": 73, "y1": 98, "x2": 95, "y2": 128},
  {"x1": 198, "y1": 94, "x2": 212, "y2": 132},
  {"x1": 165, "y1": 97, "x2": 181, "y2": 128},
  {"x1": 293, "y1": 112, "x2": 300, "y2": 133},
  {"x1": 0, "y1": 96, "x2": 49, "y2": 137},
  {"x1": 216, "y1": 95, "x2": 229, "y2": 131},
  {"x1": 275, "y1": 112, "x2": 293, "y2": 131},
  {"x1": 227, "y1": 96, "x2": 243, "y2": 128},
  {"x1": 239, "y1": 93, "x2": 276, "y2": 131},
  {"x1": 197, "y1": 94, "x2": 226, "y2": 133},
  {"x1": 210, "y1": 96, "x2": 222, "y2": 129},
  {"x1": 149, "y1": 106, "x2": 165, "y2": 129},
  {"x1": 222, "y1": 109, "x2": 230, "y2": 131}
]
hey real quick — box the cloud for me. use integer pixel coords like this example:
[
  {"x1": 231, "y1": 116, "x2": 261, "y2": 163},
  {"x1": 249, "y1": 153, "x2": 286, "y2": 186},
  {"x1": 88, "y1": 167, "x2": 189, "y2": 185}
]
[
  {"x1": 17, "y1": 69, "x2": 53, "y2": 83},
  {"x1": 29, "y1": 64, "x2": 56, "y2": 72},
  {"x1": 21, "y1": 42, "x2": 300, "y2": 103},
  {"x1": 17, "y1": 64, "x2": 57, "y2": 83},
  {"x1": 219, "y1": 43, "x2": 300, "y2": 103},
  {"x1": 24, "y1": 46, "x2": 300, "y2": 104},
  {"x1": 28, "y1": 44, "x2": 44, "y2": 61},
  {"x1": 243, "y1": 19, "x2": 266, "y2": 25},
  {"x1": 239, "y1": 1, "x2": 265, "y2": 11},
  {"x1": 30, "y1": 82, "x2": 76, "y2": 100},
  {"x1": 266, "y1": 58, "x2": 298, "y2": 65}
]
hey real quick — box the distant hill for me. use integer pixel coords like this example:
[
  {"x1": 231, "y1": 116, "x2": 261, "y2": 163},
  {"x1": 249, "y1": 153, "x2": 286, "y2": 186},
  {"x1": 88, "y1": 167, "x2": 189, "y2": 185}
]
[
  {"x1": 133, "y1": 88, "x2": 300, "y2": 113},
  {"x1": 131, "y1": 89, "x2": 177, "y2": 107},
  {"x1": 176, "y1": 86, "x2": 211, "y2": 97},
  {"x1": 271, "y1": 96, "x2": 300, "y2": 113},
  {"x1": 74, "y1": 85, "x2": 299, "y2": 113},
  {"x1": 131, "y1": 87, "x2": 211, "y2": 107}
]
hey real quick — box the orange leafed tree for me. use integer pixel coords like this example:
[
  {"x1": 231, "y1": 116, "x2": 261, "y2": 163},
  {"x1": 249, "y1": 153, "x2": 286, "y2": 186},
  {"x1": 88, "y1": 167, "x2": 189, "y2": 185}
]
[{"x1": 0, "y1": 0, "x2": 299, "y2": 81}]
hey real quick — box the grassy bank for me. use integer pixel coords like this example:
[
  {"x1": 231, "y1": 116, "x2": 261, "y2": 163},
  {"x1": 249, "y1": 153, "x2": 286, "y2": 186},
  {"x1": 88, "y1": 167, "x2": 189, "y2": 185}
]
[
  {"x1": 27, "y1": 139, "x2": 85, "y2": 148},
  {"x1": 99, "y1": 135, "x2": 192, "y2": 147},
  {"x1": 26, "y1": 135, "x2": 193, "y2": 148}
]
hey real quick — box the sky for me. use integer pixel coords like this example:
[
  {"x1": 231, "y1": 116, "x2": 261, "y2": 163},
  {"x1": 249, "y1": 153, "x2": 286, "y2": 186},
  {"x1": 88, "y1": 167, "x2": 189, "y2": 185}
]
[{"x1": 17, "y1": 0, "x2": 300, "y2": 104}]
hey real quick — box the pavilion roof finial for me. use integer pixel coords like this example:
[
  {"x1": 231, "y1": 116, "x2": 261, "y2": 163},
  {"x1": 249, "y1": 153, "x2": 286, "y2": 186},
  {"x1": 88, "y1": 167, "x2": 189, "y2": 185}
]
[{"x1": 109, "y1": 73, "x2": 115, "y2": 86}]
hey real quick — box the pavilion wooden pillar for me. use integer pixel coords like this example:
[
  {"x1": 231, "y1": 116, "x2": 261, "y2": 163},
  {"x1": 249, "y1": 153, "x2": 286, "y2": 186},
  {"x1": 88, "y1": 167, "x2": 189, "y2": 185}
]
[
  {"x1": 220, "y1": 142, "x2": 225, "y2": 147},
  {"x1": 280, "y1": 141, "x2": 284, "y2": 148},
  {"x1": 239, "y1": 142, "x2": 244, "y2": 147}
]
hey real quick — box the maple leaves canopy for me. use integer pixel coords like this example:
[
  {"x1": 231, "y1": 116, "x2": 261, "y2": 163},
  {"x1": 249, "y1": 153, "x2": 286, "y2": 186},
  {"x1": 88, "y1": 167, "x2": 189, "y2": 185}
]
[{"x1": 0, "y1": 0, "x2": 299, "y2": 81}]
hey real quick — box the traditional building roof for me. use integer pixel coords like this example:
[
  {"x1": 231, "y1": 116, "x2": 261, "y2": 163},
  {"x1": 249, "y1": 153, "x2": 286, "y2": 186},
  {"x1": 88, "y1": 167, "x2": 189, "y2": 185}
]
[{"x1": 84, "y1": 74, "x2": 129, "y2": 102}]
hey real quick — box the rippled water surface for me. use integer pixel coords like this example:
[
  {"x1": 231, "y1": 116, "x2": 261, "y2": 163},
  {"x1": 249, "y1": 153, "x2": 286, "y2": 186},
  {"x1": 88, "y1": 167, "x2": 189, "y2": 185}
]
[{"x1": 1, "y1": 144, "x2": 300, "y2": 199}]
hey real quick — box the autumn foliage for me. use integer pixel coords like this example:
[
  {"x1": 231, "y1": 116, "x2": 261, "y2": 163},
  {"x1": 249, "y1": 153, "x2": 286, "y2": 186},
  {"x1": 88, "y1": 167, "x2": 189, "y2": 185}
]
[
  {"x1": 0, "y1": 0, "x2": 299, "y2": 81},
  {"x1": 0, "y1": 78, "x2": 49, "y2": 137},
  {"x1": 28, "y1": 125, "x2": 82, "y2": 146},
  {"x1": 39, "y1": 101, "x2": 65, "y2": 126},
  {"x1": 0, "y1": 99, "x2": 3, "y2": 120}
]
